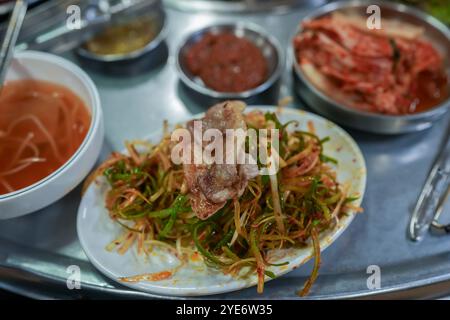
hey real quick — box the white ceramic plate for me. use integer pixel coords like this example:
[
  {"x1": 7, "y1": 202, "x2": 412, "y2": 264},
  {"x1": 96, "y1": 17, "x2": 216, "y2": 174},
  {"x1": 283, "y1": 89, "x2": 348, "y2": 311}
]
[{"x1": 77, "y1": 106, "x2": 366, "y2": 296}]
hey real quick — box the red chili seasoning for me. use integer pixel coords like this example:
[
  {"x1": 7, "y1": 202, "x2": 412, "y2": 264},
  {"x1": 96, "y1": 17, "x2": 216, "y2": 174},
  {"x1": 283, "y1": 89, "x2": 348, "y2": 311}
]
[
  {"x1": 119, "y1": 271, "x2": 173, "y2": 283},
  {"x1": 184, "y1": 32, "x2": 269, "y2": 92}
]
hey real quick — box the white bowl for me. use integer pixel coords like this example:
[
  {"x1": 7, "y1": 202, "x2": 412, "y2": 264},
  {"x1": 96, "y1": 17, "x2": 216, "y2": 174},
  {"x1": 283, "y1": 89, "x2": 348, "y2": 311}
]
[{"x1": 0, "y1": 51, "x2": 104, "y2": 219}]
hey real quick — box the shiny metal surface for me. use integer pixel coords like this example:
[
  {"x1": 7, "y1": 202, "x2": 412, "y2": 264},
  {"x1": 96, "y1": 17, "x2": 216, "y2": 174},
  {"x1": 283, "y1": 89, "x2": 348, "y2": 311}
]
[
  {"x1": 409, "y1": 122, "x2": 450, "y2": 241},
  {"x1": 164, "y1": 0, "x2": 326, "y2": 13},
  {"x1": 0, "y1": 0, "x2": 40, "y2": 16},
  {"x1": 1, "y1": 3, "x2": 450, "y2": 299},
  {"x1": 430, "y1": 186, "x2": 450, "y2": 236},
  {"x1": 0, "y1": 0, "x2": 27, "y2": 87},
  {"x1": 176, "y1": 23, "x2": 283, "y2": 105},
  {"x1": 292, "y1": 1, "x2": 450, "y2": 134}
]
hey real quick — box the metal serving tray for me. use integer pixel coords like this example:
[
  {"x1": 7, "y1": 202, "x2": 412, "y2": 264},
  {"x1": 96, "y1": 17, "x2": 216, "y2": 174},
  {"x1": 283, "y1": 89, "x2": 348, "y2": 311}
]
[{"x1": 1, "y1": 2, "x2": 450, "y2": 299}]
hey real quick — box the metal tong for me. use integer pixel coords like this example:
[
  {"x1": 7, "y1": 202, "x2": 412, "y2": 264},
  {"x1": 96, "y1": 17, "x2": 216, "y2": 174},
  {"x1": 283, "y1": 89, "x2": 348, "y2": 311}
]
[{"x1": 409, "y1": 120, "x2": 450, "y2": 241}]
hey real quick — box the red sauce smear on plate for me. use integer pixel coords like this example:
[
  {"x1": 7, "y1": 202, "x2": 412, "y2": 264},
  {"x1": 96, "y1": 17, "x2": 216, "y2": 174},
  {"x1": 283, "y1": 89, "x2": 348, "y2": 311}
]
[
  {"x1": 119, "y1": 271, "x2": 173, "y2": 283},
  {"x1": 184, "y1": 32, "x2": 269, "y2": 93}
]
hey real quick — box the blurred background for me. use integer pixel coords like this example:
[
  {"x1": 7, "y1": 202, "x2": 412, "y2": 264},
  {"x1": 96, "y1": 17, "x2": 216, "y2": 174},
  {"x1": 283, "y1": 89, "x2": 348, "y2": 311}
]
[{"x1": 0, "y1": 0, "x2": 448, "y2": 57}]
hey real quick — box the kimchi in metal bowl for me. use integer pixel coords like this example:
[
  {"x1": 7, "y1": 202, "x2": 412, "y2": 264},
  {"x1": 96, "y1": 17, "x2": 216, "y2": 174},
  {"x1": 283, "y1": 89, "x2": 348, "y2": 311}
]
[{"x1": 292, "y1": 0, "x2": 450, "y2": 134}]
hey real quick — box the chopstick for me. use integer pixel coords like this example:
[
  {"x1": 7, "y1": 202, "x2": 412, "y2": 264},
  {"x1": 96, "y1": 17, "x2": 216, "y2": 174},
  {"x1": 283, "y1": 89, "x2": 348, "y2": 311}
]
[
  {"x1": 0, "y1": 0, "x2": 28, "y2": 89},
  {"x1": 409, "y1": 121, "x2": 450, "y2": 241}
]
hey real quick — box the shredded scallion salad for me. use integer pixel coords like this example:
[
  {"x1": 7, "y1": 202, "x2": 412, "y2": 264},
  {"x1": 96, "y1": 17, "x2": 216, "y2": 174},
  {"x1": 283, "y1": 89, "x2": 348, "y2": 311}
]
[{"x1": 84, "y1": 110, "x2": 361, "y2": 295}]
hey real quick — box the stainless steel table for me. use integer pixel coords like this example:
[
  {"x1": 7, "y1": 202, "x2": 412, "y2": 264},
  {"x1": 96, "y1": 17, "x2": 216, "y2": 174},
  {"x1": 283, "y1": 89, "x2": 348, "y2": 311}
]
[{"x1": 1, "y1": 1, "x2": 450, "y2": 299}]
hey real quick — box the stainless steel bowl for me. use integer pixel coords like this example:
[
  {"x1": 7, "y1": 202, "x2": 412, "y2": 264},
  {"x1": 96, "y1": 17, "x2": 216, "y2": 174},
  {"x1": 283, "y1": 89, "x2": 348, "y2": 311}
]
[
  {"x1": 292, "y1": 0, "x2": 450, "y2": 134},
  {"x1": 176, "y1": 23, "x2": 284, "y2": 106},
  {"x1": 76, "y1": 1, "x2": 167, "y2": 64},
  {"x1": 164, "y1": 0, "x2": 326, "y2": 13}
]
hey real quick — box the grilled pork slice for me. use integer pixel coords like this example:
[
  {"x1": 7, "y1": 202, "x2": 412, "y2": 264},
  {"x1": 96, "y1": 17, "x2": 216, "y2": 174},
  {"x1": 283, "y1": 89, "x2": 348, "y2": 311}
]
[{"x1": 183, "y1": 101, "x2": 258, "y2": 220}]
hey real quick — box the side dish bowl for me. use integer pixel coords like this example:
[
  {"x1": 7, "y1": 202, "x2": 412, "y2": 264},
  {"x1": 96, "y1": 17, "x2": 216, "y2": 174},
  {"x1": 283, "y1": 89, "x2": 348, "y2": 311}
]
[
  {"x1": 176, "y1": 23, "x2": 284, "y2": 106},
  {"x1": 76, "y1": 2, "x2": 167, "y2": 63},
  {"x1": 292, "y1": 0, "x2": 450, "y2": 134},
  {"x1": 0, "y1": 51, "x2": 104, "y2": 219}
]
